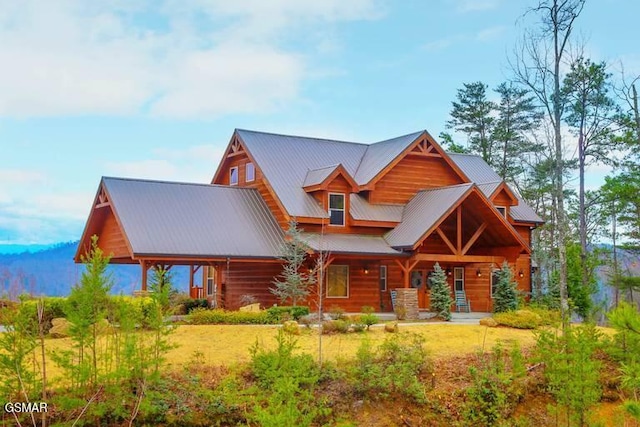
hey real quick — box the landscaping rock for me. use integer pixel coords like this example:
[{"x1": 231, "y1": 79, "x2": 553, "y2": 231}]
[
  {"x1": 282, "y1": 320, "x2": 300, "y2": 335},
  {"x1": 49, "y1": 318, "x2": 70, "y2": 338},
  {"x1": 299, "y1": 313, "x2": 331, "y2": 325},
  {"x1": 479, "y1": 317, "x2": 498, "y2": 327},
  {"x1": 384, "y1": 321, "x2": 399, "y2": 333},
  {"x1": 239, "y1": 303, "x2": 261, "y2": 313}
]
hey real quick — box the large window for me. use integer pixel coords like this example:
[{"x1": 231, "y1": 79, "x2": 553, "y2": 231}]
[
  {"x1": 329, "y1": 193, "x2": 345, "y2": 226},
  {"x1": 454, "y1": 267, "x2": 464, "y2": 292},
  {"x1": 327, "y1": 265, "x2": 349, "y2": 298},
  {"x1": 230, "y1": 166, "x2": 239, "y2": 185},
  {"x1": 246, "y1": 162, "x2": 255, "y2": 182},
  {"x1": 379, "y1": 265, "x2": 387, "y2": 292}
]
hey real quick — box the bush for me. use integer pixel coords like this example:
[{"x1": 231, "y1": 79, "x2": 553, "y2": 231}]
[
  {"x1": 328, "y1": 305, "x2": 346, "y2": 320},
  {"x1": 322, "y1": 319, "x2": 349, "y2": 334},
  {"x1": 187, "y1": 308, "x2": 273, "y2": 325},
  {"x1": 359, "y1": 313, "x2": 379, "y2": 330},
  {"x1": 352, "y1": 333, "x2": 430, "y2": 402},
  {"x1": 493, "y1": 310, "x2": 542, "y2": 329},
  {"x1": 525, "y1": 305, "x2": 561, "y2": 326},
  {"x1": 266, "y1": 306, "x2": 310, "y2": 323},
  {"x1": 20, "y1": 297, "x2": 68, "y2": 333}
]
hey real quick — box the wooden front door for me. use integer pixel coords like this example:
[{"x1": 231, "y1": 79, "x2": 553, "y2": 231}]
[{"x1": 411, "y1": 269, "x2": 430, "y2": 309}]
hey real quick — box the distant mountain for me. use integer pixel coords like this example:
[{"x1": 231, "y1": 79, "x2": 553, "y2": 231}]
[
  {"x1": 0, "y1": 241, "x2": 189, "y2": 298},
  {"x1": 0, "y1": 244, "x2": 56, "y2": 254}
]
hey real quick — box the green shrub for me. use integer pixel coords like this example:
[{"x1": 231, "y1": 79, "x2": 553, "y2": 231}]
[
  {"x1": 525, "y1": 305, "x2": 561, "y2": 326},
  {"x1": 493, "y1": 310, "x2": 542, "y2": 329},
  {"x1": 359, "y1": 313, "x2": 379, "y2": 330},
  {"x1": 266, "y1": 306, "x2": 310, "y2": 323},
  {"x1": 352, "y1": 333, "x2": 430, "y2": 403},
  {"x1": 187, "y1": 308, "x2": 273, "y2": 325},
  {"x1": 20, "y1": 297, "x2": 68, "y2": 333}
]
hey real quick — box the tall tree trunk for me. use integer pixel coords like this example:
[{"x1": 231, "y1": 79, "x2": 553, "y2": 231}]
[
  {"x1": 633, "y1": 84, "x2": 640, "y2": 144},
  {"x1": 612, "y1": 201, "x2": 619, "y2": 307}
]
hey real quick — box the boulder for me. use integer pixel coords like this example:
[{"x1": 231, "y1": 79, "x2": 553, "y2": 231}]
[
  {"x1": 384, "y1": 321, "x2": 399, "y2": 333},
  {"x1": 49, "y1": 318, "x2": 71, "y2": 338},
  {"x1": 479, "y1": 317, "x2": 498, "y2": 327},
  {"x1": 239, "y1": 303, "x2": 261, "y2": 313}
]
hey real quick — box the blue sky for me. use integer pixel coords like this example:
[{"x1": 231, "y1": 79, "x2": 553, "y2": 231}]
[{"x1": 1, "y1": 0, "x2": 638, "y2": 245}]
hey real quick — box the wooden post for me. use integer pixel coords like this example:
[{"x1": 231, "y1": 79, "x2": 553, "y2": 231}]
[
  {"x1": 189, "y1": 265, "x2": 195, "y2": 298},
  {"x1": 140, "y1": 261, "x2": 148, "y2": 291}
]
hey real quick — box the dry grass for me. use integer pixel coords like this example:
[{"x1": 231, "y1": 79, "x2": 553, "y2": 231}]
[
  {"x1": 41, "y1": 323, "x2": 538, "y2": 379},
  {"x1": 164, "y1": 323, "x2": 538, "y2": 369}
]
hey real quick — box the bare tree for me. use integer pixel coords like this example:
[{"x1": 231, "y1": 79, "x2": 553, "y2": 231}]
[{"x1": 511, "y1": 0, "x2": 586, "y2": 325}]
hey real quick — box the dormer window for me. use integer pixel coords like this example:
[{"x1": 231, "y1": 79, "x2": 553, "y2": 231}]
[
  {"x1": 496, "y1": 206, "x2": 506, "y2": 217},
  {"x1": 230, "y1": 167, "x2": 238, "y2": 186},
  {"x1": 329, "y1": 193, "x2": 345, "y2": 226},
  {"x1": 246, "y1": 162, "x2": 255, "y2": 182}
]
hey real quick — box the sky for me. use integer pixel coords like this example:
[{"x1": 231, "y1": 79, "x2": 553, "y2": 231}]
[{"x1": 1, "y1": 0, "x2": 639, "y2": 246}]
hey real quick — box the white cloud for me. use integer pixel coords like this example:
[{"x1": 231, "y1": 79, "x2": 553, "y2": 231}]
[
  {"x1": 453, "y1": 0, "x2": 501, "y2": 13},
  {"x1": 0, "y1": 0, "x2": 382, "y2": 119},
  {"x1": 476, "y1": 26, "x2": 506, "y2": 42}
]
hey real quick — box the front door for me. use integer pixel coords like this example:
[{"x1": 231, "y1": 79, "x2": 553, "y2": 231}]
[{"x1": 411, "y1": 269, "x2": 430, "y2": 309}]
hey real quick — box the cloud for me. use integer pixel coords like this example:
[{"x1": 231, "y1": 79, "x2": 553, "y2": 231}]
[
  {"x1": 453, "y1": 0, "x2": 501, "y2": 13},
  {"x1": 0, "y1": 0, "x2": 382, "y2": 119},
  {"x1": 423, "y1": 26, "x2": 505, "y2": 52}
]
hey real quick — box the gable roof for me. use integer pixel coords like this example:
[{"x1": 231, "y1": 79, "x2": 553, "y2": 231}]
[
  {"x1": 384, "y1": 184, "x2": 474, "y2": 248},
  {"x1": 98, "y1": 177, "x2": 284, "y2": 258},
  {"x1": 448, "y1": 153, "x2": 543, "y2": 224},
  {"x1": 353, "y1": 131, "x2": 424, "y2": 184}
]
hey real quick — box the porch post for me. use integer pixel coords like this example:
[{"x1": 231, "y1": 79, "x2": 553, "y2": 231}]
[{"x1": 140, "y1": 261, "x2": 148, "y2": 291}]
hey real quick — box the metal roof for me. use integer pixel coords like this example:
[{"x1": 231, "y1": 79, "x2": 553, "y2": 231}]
[
  {"x1": 299, "y1": 233, "x2": 402, "y2": 255},
  {"x1": 448, "y1": 153, "x2": 542, "y2": 224},
  {"x1": 384, "y1": 184, "x2": 474, "y2": 248},
  {"x1": 102, "y1": 177, "x2": 284, "y2": 258},
  {"x1": 476, "y1": 181, "x2": 501, "y2": 198},
  {"x1": 303, "y1": 165, "x2": 341, "y2": 188},
  {"x1": 350, "y1": 194, "x2": 404, "y2": 222},
  {"x1": 353, "y1": 131, "x2": 424, "y2": 184},
  {"x1": 237, "y1": 129, "x2": 367, "y2": 218},
  {"x1": 448, "y1": 153, "x2": 502, "y2": 184},
  {"x1": 510, "y1": 197, "x2": 545, "y2": 223}
]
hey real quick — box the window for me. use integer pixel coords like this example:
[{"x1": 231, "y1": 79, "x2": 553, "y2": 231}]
[
  {"x1": 206, "y1": 266, "x2": 216, "y2": 296},
  {"x1": 454, "y1": 267, "x2": 464, "y2": 292},
  {"x1": 379, "y1": 265, "x2": 387, "y2": 292},
  {"x1": 327, "y1": 265, "x2": 349, "y2": 298},
  {"x1": 491, "y1": 270, "x2": 500, "y2": 297},
  {"x1": 230, "y1": 166, "x2": 239, "y2": 185},
  {"x1": 496, "y1": 206, "x2": 506, "y2": 217},
  {"x1": 246, "y1": 162, "x2": 255, "y2": 182},
  {"x1": 329, "y1": 193, "x2": 345, "y2": 226}
]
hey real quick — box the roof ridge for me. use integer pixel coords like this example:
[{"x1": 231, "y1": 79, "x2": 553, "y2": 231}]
[
  {"x1": 370, "y1": 130, "x2": 425, "y2": 145},
  {"x1": 102, "y1": 176, "x2": 258, "y2": 191},
  {"x1": 236, "y1": 128, "x2": 368, "y2": 146},
  {"x1": 307, "y1": 163, "x2": 341, "y2": 172}
]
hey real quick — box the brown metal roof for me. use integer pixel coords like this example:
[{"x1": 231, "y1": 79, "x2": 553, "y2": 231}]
[
  {"x1": 384, "y1": 184, "x2": 474, "y2": 248},
  {"x1": 102, "y1": 177, "x2": 284, "y2": 258},
  {"x1": 300, "y1": 232, "x2": 402, "y2": 255}
]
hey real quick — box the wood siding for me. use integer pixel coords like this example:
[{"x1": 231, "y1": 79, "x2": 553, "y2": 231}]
[
  {"x1": 222, "y1": 261, "x2": 283, "y2": 310},
  {"x1": 97, "y1": 208, "x2": 130, "y2": 259},
  {"x1": 369, "y1": 155, "x2": 464, "y2": 205}
]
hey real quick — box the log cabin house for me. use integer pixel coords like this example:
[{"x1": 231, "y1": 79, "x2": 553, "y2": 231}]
[{"x1": 76, "y1": 129, "x2": 543, "y2": 314}]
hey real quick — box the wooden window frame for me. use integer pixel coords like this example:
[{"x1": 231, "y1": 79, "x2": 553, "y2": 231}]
[
  {"x1": 379, "y1": 265, "x2": 387, "y2": 292},
  {"x1": 246, "y1": 162, "x2": 255, "y2": 182},
  {"x1": 326, "y1": 264, "x2": 349, "y2": 298},
  {"x1": 491, "y1": 269, "x2": 499, "y2": 298},
  {"x1": 328, "y1": 193, "x2": 345, "y2": 227},
  {"x1": 206, "y1": 266, "x2": 216, "y2": 296},
  {"x1": 454, "y1": 267, "x2": 464, "y2": 292},
  {"x1": 230, "y1": 166, "x2": 239, "y2": 186}
]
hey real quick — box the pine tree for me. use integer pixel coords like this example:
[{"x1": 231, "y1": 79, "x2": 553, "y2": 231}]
[
  {"x1": 429, "y1": 263, "x2": 453, "y2": 321},
  {"x1": 271, "y1": 220, "x2": 317, "y2": 306},
  {"x1": 493, "y1": 262, "x2": 518, "y2": 313}
]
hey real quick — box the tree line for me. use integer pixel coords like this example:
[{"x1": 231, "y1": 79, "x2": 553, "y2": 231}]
[{"x1": 440, "y1": 0, "x2": 640, "y2": 321}]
